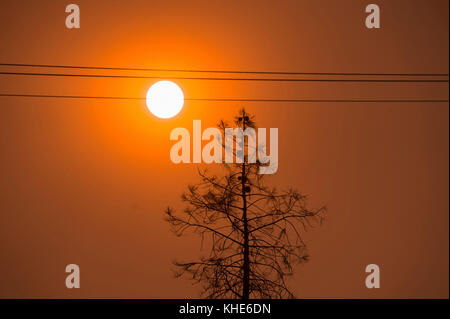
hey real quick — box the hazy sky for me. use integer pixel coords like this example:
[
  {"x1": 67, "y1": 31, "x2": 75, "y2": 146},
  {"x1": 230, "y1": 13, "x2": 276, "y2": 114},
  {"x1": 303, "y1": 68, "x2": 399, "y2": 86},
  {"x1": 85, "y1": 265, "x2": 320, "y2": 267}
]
[{"x1": 0, "y1": 0, "x2": 448, "y2": 298}]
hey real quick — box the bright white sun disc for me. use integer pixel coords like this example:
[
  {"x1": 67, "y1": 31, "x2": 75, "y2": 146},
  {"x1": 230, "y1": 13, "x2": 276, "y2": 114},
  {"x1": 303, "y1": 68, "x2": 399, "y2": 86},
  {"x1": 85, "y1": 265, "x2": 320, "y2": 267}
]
[{"x1": 146, "y1": 81, "x2": 184, "y2": 119}]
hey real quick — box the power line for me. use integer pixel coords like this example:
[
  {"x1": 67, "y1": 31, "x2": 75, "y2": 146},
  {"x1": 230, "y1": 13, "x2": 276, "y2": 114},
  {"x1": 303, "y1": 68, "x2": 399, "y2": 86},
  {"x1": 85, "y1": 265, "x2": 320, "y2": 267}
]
[
  {"x1": 0, "y1": 71, "x2": 448, "y2": 83},
  {"x1": 0, "y1": 93, "x2": 448, "y2": 103},
  {"x1": 187, "y1": 98, "x2": 449, "y2": 103},
  {"x1": 0, "y1": 62, "x2": 448, "y2": 77}
]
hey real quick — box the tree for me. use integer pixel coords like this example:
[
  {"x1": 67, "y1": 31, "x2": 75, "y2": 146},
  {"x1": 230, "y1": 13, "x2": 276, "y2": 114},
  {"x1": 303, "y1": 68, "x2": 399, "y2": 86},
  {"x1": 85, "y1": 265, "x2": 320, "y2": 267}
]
[{"x1": 165, "y1": 109, "x2": 326, "y2": 299}]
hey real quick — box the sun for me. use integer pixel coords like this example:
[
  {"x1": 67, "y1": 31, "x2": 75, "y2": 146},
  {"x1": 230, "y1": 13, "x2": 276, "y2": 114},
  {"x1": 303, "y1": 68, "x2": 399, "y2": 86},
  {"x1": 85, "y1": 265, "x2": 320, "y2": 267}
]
[{"x1": 146, "y1": 81, "x2": 184, "y2": 119}]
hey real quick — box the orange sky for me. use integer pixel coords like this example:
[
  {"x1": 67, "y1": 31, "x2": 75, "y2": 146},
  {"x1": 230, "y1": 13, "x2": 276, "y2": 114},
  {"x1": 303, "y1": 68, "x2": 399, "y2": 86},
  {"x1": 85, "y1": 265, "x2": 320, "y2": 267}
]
[{"x1": 0, "y1": 0, "x2": 448, "y2": 298}]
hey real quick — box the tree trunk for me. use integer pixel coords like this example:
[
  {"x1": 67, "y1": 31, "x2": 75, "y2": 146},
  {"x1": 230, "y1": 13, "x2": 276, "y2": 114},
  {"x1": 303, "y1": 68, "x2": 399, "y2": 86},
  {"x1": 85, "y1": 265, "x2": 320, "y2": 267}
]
[
  {"x1": 241, "y1": 116, "x2": 250, "y2": 299},
  {"x1": 242, "y1": 161, "x2": 249, "y2": 299}
]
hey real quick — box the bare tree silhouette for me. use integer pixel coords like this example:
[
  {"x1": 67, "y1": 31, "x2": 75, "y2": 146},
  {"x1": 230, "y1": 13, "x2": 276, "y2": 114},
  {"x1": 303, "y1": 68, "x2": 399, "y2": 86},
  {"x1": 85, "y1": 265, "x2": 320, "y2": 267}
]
[{"x1": 165, "y1": 109, "x2": 326, "y2": 299}]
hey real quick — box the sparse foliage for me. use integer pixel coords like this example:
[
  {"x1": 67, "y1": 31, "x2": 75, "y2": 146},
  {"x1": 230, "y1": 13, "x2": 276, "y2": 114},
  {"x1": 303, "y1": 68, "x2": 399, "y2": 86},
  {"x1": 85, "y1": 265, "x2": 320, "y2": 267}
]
[{"x1": 165, "y1": 109, "x2": 326, "y2": 299}]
